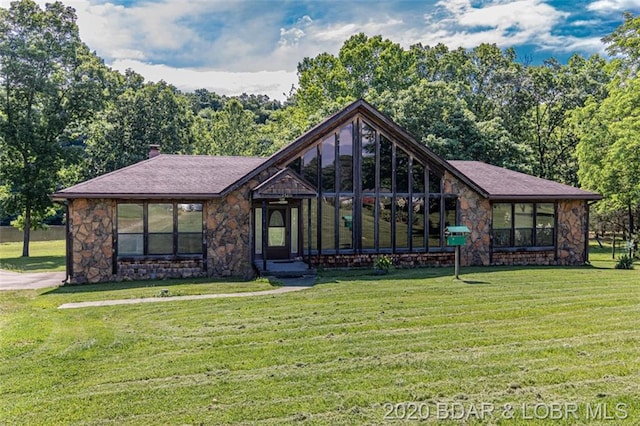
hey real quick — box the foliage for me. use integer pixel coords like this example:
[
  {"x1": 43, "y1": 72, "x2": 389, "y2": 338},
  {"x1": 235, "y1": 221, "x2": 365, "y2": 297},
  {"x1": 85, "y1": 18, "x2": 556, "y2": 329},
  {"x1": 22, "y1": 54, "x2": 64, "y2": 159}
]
[
  {"x1": 373, "y1": 254, "x2": 393, "y2": 274},
  {"x1": 0, "y1": 0, "x2": 107, "y2": 256},
  {"x1": 615, "y1": 254, "x2": 635, "y2": 269}
]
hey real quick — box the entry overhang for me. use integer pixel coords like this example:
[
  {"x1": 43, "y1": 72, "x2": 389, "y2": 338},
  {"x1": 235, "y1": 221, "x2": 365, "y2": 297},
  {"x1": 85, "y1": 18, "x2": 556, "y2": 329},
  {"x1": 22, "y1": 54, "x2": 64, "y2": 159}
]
[{"x1": 252, "y1": 168, "x2": 317, "y2": 200}]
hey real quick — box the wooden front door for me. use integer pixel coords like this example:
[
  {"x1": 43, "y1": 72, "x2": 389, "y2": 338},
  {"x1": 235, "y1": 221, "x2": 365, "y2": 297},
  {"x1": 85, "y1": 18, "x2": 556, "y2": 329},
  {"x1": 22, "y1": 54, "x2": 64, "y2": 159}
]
[{"x1": 266, "y1": 207, "x2": 289, "y2": 259}]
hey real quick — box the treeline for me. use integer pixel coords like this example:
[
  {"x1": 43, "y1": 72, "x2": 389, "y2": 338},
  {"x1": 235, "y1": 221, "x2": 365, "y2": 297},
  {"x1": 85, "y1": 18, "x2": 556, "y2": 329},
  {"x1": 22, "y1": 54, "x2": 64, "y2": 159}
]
[{"x1": 1, "y1": 0, "x2": 638, "y2": 255}]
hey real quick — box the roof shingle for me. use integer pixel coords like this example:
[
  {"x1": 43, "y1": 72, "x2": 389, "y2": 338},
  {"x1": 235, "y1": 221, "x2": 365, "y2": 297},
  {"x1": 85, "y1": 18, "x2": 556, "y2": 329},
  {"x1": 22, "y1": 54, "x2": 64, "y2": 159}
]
[
  {"x1": 54, "y1": 155, "x2": 267, "y2": 199},
  {"x1": 449, "y1": 161, "x2": 602, "y2": 200}
]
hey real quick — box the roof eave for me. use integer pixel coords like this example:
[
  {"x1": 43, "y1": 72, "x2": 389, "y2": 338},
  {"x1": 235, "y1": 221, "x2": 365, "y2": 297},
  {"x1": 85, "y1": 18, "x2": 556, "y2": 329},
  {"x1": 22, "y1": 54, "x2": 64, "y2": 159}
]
[
  {"x1": 51, "y1": 192, "x2": 221, "y2": 201},
  {"x1": 487, "y1": 194, "x2": 603, "y2": 201}
]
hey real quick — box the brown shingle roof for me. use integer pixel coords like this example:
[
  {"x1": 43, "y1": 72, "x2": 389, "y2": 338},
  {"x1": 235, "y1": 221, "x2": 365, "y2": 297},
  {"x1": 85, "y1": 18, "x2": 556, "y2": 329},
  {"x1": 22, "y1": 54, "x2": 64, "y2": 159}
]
[
  {"x1": 53, "y1": 155, "x2": 267, "y2": 199},
  {"x1": 449, "y1": 161, "x2": 602, "y2": 200}
]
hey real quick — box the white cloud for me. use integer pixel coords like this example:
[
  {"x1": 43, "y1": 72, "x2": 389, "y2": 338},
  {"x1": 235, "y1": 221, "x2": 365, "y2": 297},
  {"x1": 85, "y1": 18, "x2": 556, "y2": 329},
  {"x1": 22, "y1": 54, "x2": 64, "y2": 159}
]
[
  {"x1": 588, "y1": 0, "x2": 640, "y2": 13},
  {"x1": 111, "y1": 59, "x2": 296, "y2": 100},
  {"x1": 279, "y1": 15, "x2": 313, "y2": 47},
  {"x1": 424, "y1": 0, "x2": 570, "y2": 49}
]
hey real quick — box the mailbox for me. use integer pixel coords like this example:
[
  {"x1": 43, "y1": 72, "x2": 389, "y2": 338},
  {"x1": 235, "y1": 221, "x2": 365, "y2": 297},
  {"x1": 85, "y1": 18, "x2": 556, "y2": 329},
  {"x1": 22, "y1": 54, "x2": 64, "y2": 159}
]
[{"x1": 445, "y1": 225, "x2": 470, "y2": 246}]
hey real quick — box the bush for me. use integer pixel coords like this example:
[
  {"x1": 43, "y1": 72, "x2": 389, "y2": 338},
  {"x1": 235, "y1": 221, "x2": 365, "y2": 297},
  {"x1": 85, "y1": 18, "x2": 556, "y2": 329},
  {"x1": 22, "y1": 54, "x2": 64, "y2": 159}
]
[
  {"x1": 373, "y1": 255, "x2": 393, "y2": 274},
  {"x1": 615, "y1": 254, "x2": 634, "y2": 270}
]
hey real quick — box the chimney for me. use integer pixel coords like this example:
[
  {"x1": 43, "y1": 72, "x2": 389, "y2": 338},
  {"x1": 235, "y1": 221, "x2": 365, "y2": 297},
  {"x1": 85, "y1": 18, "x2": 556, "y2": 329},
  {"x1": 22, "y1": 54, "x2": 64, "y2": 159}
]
[{"x1": 149, "y1": 144, "x2": 160, "y2": 159}]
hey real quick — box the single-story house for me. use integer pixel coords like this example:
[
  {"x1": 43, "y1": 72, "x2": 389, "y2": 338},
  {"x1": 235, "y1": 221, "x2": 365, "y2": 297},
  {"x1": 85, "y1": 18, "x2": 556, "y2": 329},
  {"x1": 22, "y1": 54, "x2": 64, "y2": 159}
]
[{"x1": 53, "y1": 100, "x2": 602, "y2": 284}]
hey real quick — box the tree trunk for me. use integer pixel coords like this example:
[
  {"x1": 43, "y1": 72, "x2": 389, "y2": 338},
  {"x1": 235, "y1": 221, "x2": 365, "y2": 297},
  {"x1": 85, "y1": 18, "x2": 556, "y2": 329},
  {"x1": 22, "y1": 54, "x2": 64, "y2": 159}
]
[
  {"x1": 22, "y1": 207, "x2": 31, "y2": 257},
  {"x1": 628, "y1": 203, "x2": 635, "y2": 236}
]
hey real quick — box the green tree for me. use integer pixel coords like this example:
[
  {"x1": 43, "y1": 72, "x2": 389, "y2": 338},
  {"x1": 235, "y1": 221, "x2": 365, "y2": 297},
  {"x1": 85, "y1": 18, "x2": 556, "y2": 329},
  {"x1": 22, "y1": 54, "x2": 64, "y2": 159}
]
[
  {"x1": 0, "y1": 0, "x2": 107, "y2": 256},
  {"x1": 84, "y1": 77, "x2": 194, "y2": 177}
]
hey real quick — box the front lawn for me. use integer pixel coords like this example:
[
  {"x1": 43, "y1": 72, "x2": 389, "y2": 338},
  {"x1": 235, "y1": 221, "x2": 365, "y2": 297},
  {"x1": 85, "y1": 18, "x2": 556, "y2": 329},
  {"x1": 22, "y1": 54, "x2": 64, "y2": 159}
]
[
  {"x1": 1, "y1": 253, "x2": 638, "y2": 424},
  {"x1": 0, "y1": 239, "x2": 65, "y2": 272}
]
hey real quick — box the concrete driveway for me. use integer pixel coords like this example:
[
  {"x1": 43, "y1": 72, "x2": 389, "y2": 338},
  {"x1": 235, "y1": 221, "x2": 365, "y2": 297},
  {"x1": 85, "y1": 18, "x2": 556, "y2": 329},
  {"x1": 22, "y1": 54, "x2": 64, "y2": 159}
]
[{"x1": 0, "y1": 269, "x2": 65, "y2": 290}]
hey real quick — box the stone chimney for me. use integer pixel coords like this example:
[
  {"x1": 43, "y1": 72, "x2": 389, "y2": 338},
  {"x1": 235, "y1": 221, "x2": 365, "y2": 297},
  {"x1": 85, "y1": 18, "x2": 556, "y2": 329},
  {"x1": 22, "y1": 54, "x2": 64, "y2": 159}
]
[{"x1": 149, "y1": 144, "x2": 160, "y2": 159}]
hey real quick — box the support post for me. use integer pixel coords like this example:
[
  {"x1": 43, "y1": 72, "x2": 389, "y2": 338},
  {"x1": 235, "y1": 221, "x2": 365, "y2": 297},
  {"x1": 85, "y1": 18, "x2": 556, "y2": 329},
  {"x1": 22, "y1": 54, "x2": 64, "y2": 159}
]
[
  {"x1": 455, "y1": 245, "x2": 460, "y2": 279},
  {"x1": 262, "y1": 200, "x2": 267, "y2": 272}
]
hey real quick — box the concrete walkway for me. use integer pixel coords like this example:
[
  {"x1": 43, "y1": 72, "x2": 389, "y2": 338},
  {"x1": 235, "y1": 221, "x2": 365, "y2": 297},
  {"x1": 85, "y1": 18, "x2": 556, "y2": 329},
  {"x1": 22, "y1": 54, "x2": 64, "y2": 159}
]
[
  {"x1": 0, "y1": 269, "x2": 65, "y2": 290},
  {"x1": 58, "y1": 282, "x2": 313, "y2": 309}
]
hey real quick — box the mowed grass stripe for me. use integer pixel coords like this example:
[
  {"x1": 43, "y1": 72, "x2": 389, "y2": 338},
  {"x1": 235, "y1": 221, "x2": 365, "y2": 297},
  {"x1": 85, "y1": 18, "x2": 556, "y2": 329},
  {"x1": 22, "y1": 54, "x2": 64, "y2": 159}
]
[{"x1": 1, "y1": 260, "x2": 639, "y2": 424}]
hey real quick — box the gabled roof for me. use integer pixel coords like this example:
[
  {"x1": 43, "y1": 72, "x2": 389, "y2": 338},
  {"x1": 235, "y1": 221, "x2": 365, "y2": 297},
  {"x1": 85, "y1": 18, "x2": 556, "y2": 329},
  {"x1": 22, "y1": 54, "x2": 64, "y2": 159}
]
[
  {"x1": 252, "y1": 168, "x2": 317, "y2": 199},
  {"x1": 449, "y1": 161, "x2": 602, "y2": 200},
  {"x1": 53, "y1": 155, "x2": 266, "y2": 200}
]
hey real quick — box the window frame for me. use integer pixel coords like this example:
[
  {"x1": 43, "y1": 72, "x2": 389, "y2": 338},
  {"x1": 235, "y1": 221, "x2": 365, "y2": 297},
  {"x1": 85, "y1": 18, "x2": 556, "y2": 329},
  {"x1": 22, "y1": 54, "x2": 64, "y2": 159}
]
[
  {"x1": 491, "y1": 202, "x2": 557, "y2": 251},
  {"x1": 116, "y1": 201, "x2": 204, "y2": 259}
]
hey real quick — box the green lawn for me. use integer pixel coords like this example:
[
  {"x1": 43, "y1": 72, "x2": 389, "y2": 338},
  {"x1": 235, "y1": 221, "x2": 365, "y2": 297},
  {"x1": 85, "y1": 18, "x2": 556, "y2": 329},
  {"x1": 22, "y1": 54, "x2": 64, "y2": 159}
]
[
  {"x1": 0, "y1": 239, "x2": 66, "y2": 272},
  {"x1": 1, "y1": 246, "x2": 638, "y2": 424}
]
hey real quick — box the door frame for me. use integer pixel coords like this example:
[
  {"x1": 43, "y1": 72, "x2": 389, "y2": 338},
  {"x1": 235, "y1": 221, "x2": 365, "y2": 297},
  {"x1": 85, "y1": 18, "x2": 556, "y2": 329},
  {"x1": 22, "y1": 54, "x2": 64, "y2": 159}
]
[{"x1": 266, "y1": 206, "x2": 290, "y2": 259}]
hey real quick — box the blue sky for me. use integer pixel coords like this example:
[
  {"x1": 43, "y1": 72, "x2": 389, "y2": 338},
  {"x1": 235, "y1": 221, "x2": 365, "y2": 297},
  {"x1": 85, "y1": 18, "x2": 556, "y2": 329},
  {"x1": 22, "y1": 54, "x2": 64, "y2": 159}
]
[{"x1": 3, "y1": 0, "x2": 639, "y2": 99}]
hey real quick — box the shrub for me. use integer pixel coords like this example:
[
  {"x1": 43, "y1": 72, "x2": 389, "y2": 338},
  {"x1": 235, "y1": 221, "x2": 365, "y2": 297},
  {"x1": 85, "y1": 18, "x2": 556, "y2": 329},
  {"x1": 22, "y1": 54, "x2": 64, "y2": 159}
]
[
  {"x1": 615, "y1": 254, "x2": 634, "y2": 270},
  {"x1": 373, "y1": 255, "x2": 393, "y2": 274}
]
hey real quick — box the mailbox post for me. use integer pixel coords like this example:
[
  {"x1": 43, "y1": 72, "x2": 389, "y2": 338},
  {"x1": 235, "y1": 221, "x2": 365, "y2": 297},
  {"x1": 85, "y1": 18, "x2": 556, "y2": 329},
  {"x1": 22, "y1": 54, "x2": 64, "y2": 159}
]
[{"x1": 445, "y1": 225, "x2": 470, "y2": 279}]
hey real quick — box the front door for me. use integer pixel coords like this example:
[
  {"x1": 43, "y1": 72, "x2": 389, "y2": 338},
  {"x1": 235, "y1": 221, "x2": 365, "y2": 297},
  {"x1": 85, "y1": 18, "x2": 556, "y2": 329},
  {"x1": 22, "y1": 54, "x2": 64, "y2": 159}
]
[{"x1": 266, "y1": 207, "x2": 289, "y2": 259}]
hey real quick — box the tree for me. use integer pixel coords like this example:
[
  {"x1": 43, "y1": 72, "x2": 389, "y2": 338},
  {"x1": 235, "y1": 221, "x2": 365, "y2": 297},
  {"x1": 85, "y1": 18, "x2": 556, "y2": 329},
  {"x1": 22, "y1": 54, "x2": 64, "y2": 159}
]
[
  {"x1": 0, "y1": 0, "x2": 107, "y2": 256},
  {"x1": 83, "y1": 77, "x2": 194, "y2": 177}
]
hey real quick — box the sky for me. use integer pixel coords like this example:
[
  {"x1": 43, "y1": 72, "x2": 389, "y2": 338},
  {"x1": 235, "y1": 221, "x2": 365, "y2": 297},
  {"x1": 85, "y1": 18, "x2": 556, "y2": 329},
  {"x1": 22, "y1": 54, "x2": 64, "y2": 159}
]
[{"x1": 2, "y1": 0, "x2": 640, "y2": 100}]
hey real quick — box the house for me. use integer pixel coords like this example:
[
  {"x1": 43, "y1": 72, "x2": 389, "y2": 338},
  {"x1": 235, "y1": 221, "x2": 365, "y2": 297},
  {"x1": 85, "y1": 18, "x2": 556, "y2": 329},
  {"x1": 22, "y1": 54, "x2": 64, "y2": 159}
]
[{"x1": 52, "y1": 100, "x2": 602, "y2": 284}]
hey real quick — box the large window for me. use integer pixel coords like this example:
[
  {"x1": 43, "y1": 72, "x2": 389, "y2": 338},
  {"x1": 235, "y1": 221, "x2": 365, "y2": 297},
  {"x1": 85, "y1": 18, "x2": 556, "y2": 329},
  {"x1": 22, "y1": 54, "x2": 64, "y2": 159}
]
[
  {"x1": 117, "y1": 202, "x2": 203, "y2": 256},
  {"x1": 295, "y1": 118, "x2": 455, "y2": 254},
  {"x1": 492, "y1": 202, "x2": 555, "y2": 248}
]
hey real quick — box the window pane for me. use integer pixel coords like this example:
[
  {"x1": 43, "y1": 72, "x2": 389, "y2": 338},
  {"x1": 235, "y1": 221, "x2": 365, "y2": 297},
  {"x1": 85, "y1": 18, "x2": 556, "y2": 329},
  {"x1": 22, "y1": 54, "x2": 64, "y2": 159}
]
[
  {"x1": 396, "y1": 148, "x2": 409, "y2": 193},
  {"x1": 118, "y1": 204, "x2": 143, "y2": 233},
  {"x1": 339, "y1": 123, "x2": 353, "y2": 192},
  {"x1": 536, "y1": 203, "x2": 555, "y2": 228},
  {"x1": 444, "y1": 198, "x2": 457, "y2": 228},
  {"x1": 492, "y1": 229, "x2": 511, "y2": 248},
  {"x1": 149, "y1": 204, "x2": 173, "y2": 232},
  {"x1": 320, "y1": 196, "x2": 335, "y2": 251},
  {"x1": 429, "y1": 170, "x2": 441, "y2": 193},
  {"x1": 379, "y1": 196, "x2": 392, "y2": 249},
  {"x1": 178, "y1": 204, "x2": 202, "y2": 232},
  {"x1": 178, "y1": 234, "x2": 202, "y2": 254},
  {"x1": 361, "y1": 196, "x2": 375, "y2": 249},
  {"x1": 255, "y1": 208, "x2": 262, "y2": 254},
  {"x1": 148, "y1": 233, "x2": 173, "y2": 254},
  {"x1": 291, "y1": 207, "x2": 298, "y2": 254},
  {"x1": 302, "y1": 199, "x2": 318, "y2": 251},
  {"x1": 492, "y1": 204, "x2": 512, "y2": 229},
  {"x1": 268, "y1": 228, "x2": 286, "y2": 247},
  {"x1": 412, "y1": 197, "x2": 425, "y2": 250},
  {"x1": 429, "y1": 197, "x2": 441, "y2": 248},
  {"x1": 361, "y1": 122, "x2": 376, "y2": 192},
  {"x1": 515, "y1": 228, "x2": 533, "y2": 247},
  {"x1": 514, "y1": 203, "x2": 534, "y2": 228},
  {"x1": 379, "y1": 135, "x2": 392, "y2": 192},
  {"x1": 321, "y1": 134, "x2": 336, "y2": 193},
  {"x1": 118, "y1": 234, "x2": 143, "y2": 256},
  {"x1": 536, "y1": 228, "x2": 554, "y2": 246},
  {"x1": 338, "y1": 197, "x2": 353, "y2": 250},
  {"x1": 302, "y1": 145, "x2": 319, "y2": 188},
  {"x1": 536, "y1": 203, "x2": 554, "y2": 246},
  {"x1": 395, "y1": 196, "x2": 409, "y2": 249},
  {"x1": 413, "y1": 162, "x2": 425, "y2": 193}
]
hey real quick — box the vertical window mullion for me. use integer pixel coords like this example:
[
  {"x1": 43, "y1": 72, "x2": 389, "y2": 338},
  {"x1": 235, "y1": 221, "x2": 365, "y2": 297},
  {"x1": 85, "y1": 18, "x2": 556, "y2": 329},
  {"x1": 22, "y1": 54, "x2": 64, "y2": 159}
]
[
  {"x1": 408, "y1": 157, "x2": 413, "y2": 252},
  {"x1": 425, "y1": 167, "x2": 429, "y2": 250},
  {"x1": 173, "y1": 202, "x2": 178, "y2": 255},
  {"x1": 143, "y1": 203, "x2": 149, "y2": 255},
  {"x1": 391, "y1": 143, "x2": 397, "y2": 252}
]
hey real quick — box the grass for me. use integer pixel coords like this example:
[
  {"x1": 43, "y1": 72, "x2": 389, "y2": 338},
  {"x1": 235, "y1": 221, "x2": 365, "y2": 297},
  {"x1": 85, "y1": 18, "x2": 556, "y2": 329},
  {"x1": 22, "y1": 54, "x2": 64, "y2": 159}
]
[
  {"x1": 0, "y1": 239, "x2": 66, "y2": 272},
  {"x1": 0, "y1": 244, "x2": 638, "y2": 424}
]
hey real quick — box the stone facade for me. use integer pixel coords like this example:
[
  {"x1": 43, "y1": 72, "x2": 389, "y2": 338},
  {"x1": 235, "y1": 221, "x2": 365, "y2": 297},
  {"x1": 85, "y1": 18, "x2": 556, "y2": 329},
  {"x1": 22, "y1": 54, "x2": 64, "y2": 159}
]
[
  {"x1": 69, "y1": 198, "x2": 115, "y2": 283},
  {"x1": 444, "y1": 172, "x2": 492, "y2": 267},
  {"x1": 118, "y1": 259, "x2": 205, "y2": 281},
  {"x1": 557, "y1": 200, "x2": 588, "y2": 265}
]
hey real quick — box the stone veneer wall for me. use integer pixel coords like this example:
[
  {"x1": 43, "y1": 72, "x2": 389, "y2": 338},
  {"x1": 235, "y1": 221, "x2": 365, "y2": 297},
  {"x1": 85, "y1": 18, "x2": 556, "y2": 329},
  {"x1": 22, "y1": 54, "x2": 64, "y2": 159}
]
[
  {"x1": 205, "y1": 168, "x2": 279, "y2": 279},
  {"x1": 118, "y1": 259, "x2": 204, "y2": 281},
  {"x1": 556, "y1": 199, "x2": 588, "y2": 265},
  {"x1": 444, "y1": 172, "x2": 492, "y2": 266},
  {"x1": 70, "y1": 198, "x2": 115, "y2": 283}
]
